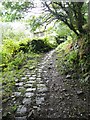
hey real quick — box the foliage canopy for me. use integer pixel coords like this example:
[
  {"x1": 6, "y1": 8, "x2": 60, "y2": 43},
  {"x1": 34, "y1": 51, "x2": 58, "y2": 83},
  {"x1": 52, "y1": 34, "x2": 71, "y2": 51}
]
[{"x1": 42, "y1": 1, "x2": 89, "y2": 35}]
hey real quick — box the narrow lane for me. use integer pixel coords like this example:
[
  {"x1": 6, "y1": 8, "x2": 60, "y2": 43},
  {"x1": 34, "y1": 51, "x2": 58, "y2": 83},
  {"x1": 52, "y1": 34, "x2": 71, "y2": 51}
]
[
  {"x1": 14, "y1": 50, "x2": 55, "y2": 120},
  {"x1": 4, "y1": 48, "x2": 88, "y2": 120}
]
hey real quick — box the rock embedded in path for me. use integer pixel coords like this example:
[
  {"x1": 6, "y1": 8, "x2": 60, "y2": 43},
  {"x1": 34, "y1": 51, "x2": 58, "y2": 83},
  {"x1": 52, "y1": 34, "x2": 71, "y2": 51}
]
[
  {"x1": 15, "y1": 116, "x2": 27, "y2": 120},
  {"x1": 36, "y1": 77, "x2": 41, "y2": 81},
  {"x1": 26, "y1": 80, "x2": 36, "y2": 84},
  {"x1": 25, "y1": 74, "x2": 31, "y2": 77},
  {"x1": 62, "y1": 89, "x2": 67, "y2": 92},
  {"x1": 38, "y1": 69, "x2": 42, "y2": 73},
  {"x1": 28, "y1": 110, "x2": 34, "y2": 118},
  {"x1": 66, "y1": 75, "x2": 71, "y2": 79},
  {"x1": 33, "y1": 106, "x2": 38, "y2": 109},
  {"x1": 25, "y1": 92, "x2": 34, "y2": 98},
  {"x1": 37, "y1": 74, "x2": 41, "y2": 78},
  {"x1": 22, "y1": 98, "x2": 31, "y2": 105},
  {"x1": 14, "y1": 92, "x2": 21, "y2": 97},
  {"x1": 21, "y1": 77, "x2": 27, "y2": 80},
  {"x1": 24, "y1": 83, "x2": 33, "y2": 88},
  {"x1": 48, "y1": 108, "x2": 53, "y2": 112},
  {"x1": 37, "y1": 83, "x2": 46, "y2": 88},
  {"x1": 26, "y1": 88, "x2": 36, "y2": 92},
  {"x1": 77, "y1": 90, "x2": 84, "y2": 96},
  {"x1": 15, "y1": 82, "x2": 23, "y2": 87},
  {"x1": 36, "y1": 93, "x2": 46, "y2": 97},
  {"x1": 32, "y1": 74, "x2": 37, "y2": 77},
  {"x1": 15, "y1": 105, "x2": 27, "y2": 117},
  {"x1": 36, "y1": 97, "x2": 44, "y2": 105},
  {"x1": 37, "y1": 87, "x2": 48, "y2": 93},
  {"x1": 64, "y1": 93, "x2": 69, "y2": 97},
  {"x1": 29, "y1": 76, "x2": 36, "y2": 79}
]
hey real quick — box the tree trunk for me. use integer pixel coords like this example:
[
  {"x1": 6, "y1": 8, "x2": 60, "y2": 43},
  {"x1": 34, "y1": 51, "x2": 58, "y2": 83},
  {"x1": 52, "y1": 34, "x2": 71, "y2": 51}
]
[
  {"x1": 88, "y1": 1, "x2": 90, "y2": 30},
  {"x1": 76, "y1": 2, "x2": 85, "y2": 34}
]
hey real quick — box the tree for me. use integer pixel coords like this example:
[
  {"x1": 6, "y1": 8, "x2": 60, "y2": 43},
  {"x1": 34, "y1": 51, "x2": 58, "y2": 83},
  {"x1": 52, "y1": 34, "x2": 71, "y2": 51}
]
[
  {"x1": 42, "y1": 1, "x2": 88, "y2": 36},
  {"x1": 27, "y1": 16, "x2": 43, "y2": 32},
  {"x1": 0, "y1": 0, "x2": 34, "y2": 21}
]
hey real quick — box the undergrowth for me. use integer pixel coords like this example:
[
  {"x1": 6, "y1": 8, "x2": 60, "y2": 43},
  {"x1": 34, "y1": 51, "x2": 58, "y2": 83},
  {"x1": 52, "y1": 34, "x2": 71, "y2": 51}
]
[
  {"x1": 1, "y1": 30, "x2": 57, "y2": 110},
  {"x1": 56, "y1": 34, "x2": 90, "y2": 84}
]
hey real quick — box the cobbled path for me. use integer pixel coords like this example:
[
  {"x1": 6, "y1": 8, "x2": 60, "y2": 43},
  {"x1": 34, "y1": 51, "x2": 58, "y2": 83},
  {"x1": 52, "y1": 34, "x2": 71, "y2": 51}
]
[
  {"x1": 14, "y1": 50, "x2": 55, "y2": 120},
  {"x1": 5, "y1": 49, "x2": 89, "y2": 120}
]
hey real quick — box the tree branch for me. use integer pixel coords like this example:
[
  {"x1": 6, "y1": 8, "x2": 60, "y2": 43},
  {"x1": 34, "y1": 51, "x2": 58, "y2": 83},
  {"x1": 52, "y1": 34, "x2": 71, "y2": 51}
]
[{"x1": 45, "y1": 2, "x2": 79, "y2": 36}]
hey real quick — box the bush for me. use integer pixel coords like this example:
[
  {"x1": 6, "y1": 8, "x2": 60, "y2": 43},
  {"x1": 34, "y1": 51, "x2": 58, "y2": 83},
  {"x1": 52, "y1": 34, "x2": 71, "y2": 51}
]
[
  {"x1": 30, "y1": 39, "x2": 54, "y2": 53},
  {"x1": 67, "y1": 50, "x2": 78, "y2": 64}
]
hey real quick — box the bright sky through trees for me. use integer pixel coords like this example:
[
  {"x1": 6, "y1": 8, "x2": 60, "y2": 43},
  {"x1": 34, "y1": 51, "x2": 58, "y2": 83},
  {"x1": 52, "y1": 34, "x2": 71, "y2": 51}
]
[{"x1": 25, "y1": 0, "x2": 43, "y2": 18}]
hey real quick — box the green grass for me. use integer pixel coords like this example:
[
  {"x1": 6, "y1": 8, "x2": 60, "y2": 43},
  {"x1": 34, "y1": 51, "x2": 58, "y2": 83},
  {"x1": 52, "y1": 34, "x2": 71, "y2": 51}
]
[{"x1": 2, "y1": 51, "x2": 42, "y2": 101}]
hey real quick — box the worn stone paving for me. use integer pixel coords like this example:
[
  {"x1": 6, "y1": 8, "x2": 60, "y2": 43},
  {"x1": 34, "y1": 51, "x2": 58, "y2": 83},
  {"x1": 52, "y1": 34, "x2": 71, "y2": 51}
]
[
  {"x1": 13, "y1": 50, "x2": 55, "y2": 120},
  {"x1": 36, "y1": 51, "x2": 89, "y2": 119},
  {"x1": 3, "y1": 49, "x2": 89, "y2": 120}
]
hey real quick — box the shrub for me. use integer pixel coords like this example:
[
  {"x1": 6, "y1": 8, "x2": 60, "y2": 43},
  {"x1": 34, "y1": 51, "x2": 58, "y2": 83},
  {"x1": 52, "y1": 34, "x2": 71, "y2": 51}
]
[
  {"x1": 30, "y1": 39, "x2": 54, "y2": 53},
  {"x1": 67, "y1": 50, "x2": 78, "y2": 64}
]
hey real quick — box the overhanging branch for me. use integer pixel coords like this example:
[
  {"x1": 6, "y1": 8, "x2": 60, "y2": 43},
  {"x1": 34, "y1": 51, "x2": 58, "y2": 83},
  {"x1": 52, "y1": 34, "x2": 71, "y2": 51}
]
[{"x1": 45, "y1": 2, "x2": 79, "y2": 36}]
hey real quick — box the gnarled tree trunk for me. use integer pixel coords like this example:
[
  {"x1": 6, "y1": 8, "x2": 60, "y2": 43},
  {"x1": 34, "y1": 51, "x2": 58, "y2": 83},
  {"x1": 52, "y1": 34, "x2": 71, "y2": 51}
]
[{"x1": 88, "y1": 1, "x2": 90, "y2": 30}]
